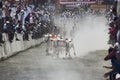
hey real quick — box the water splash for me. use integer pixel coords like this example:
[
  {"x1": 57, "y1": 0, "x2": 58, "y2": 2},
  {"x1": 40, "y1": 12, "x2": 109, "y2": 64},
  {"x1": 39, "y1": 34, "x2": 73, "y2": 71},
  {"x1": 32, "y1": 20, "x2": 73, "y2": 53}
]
[{"x1": 53, "y1": 14, "x2": 109, "y2": 57}]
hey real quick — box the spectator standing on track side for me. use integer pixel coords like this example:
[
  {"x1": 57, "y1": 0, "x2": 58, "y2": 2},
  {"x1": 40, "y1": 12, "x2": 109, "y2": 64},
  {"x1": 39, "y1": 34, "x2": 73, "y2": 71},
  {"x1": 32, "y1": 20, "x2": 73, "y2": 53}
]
[{"x1": 0, "y1": 0, "x2": 4, "y2": 44}]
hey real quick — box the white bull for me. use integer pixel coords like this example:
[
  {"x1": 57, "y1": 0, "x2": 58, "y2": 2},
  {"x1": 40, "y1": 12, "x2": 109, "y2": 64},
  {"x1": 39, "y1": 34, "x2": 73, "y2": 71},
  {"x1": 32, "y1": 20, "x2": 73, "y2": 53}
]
[{"x1": 65, "y1": 39, "x2": 76, "y2": 57}]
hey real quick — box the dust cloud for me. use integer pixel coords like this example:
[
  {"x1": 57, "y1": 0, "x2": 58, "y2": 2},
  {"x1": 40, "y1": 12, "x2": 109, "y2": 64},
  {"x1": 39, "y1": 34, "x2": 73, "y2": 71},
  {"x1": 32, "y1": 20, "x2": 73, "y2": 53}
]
[{"x1": 53, "y1": 14, "x2": 109, "y2": 57}]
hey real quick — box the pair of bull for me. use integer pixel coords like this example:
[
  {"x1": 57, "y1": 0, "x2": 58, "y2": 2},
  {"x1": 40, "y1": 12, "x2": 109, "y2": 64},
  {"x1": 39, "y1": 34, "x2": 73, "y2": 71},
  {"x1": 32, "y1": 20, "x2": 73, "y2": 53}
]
[{"x1": 43, "y1": 34, "x2": 76, "y2": 58}]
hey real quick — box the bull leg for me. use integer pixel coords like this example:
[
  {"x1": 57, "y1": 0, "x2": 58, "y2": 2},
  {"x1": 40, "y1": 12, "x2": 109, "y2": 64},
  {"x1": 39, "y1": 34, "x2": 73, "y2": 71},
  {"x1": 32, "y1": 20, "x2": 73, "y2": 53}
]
[
  {"x1": 69, "y1": 52, "x2": 71, "y2": 57},
  {"x1": 66, "y1": 50, "x2": 68, "y2": 57},
  {"x1": 46, "y1": 48, "x2": 49, "y2": 55},
  {"x1": 73, "y1": 49, "x2": 76, "y2": 56},
  {"x1": 66, "y1": 50, "x2": 70, "y2": 57},
  {"x1": 66, "y1": 51, "x2": 68, "y2": 57},
  {"x1": 72, "y1": 45, "x2": 76, "y2": 56},
  {"x1": 52, "y1": 48, "x2": 55, "y2": 57},
  {"x1": 57, "y1": 52, "x2": 59, "y2": 58}
]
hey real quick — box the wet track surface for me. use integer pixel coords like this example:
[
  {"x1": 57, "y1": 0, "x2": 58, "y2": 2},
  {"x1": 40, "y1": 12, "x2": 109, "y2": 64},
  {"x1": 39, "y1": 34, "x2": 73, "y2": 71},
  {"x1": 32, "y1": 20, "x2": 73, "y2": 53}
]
[{"x1": 0, "y1": 43, "x2": 107, "y2": 80}]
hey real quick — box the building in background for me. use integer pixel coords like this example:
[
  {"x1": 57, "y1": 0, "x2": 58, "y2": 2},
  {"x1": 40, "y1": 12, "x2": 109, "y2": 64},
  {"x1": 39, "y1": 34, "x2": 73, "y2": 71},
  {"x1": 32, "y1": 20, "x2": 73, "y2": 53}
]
[
  {"x1": 102, "y1": 0, "x2": 115, "y2": 4},
  {"x1": 3, "y1": 0, "x2": 50, "y2": 5},
  {"x1": 59, "y1": 0, "x2": 98, "y2": 5},
  {"x1": 57, "y1": 0, "x2": 102, "y2": 11}
]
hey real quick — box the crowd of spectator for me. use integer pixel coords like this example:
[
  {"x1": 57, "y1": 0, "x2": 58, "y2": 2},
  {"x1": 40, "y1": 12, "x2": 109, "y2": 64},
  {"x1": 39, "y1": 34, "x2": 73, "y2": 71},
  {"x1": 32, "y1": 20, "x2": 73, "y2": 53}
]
[
  {"x1": 104, "y1": 1, "x2": 120, "y2": 80},
  {"x1": 0, "y1": 0, "x2": 55, "y2": 45}
]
